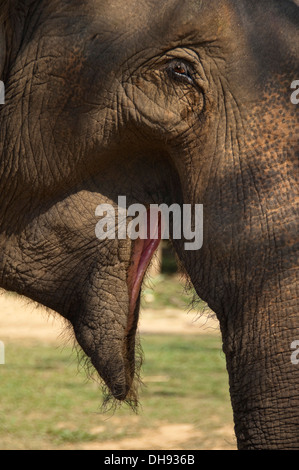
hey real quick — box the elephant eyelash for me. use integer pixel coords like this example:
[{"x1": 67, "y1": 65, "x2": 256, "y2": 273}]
[{"x1": 165, "y1": 60, "x2": 194, "y2": 85}]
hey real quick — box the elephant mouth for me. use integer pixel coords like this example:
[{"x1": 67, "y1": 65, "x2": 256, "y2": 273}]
[
  {"x1": 127, "y1": 209, "x2": 162, "y2": 326},
  {"x1": 77, "y1": 210, "x2": 162, "y2": 404}
]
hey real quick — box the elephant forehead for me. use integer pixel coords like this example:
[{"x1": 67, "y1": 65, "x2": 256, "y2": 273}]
[
  {"x1": 48, "y1": 0, "x2": 232, "y2": 53},
  {"x1": 94, "y1": 0, "x2": 203, "y2": 32},
  {"x1": 26, "y1": 0, "x2": 235, "y2": 92},
  {"x1": 90, "y1": 0, "x2": 232, "y2": 45},
  {"x1": 26, "y1": 0, "x2": 241, "y2": 76}
]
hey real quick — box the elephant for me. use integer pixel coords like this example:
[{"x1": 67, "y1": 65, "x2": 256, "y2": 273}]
[{"x1": 0, "y1": 0, "x2": 298, "y2": 450}]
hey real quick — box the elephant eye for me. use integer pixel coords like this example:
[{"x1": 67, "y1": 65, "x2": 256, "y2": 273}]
[{"x1": 166, "y1": 60, "x2": 194, "y2": 85}]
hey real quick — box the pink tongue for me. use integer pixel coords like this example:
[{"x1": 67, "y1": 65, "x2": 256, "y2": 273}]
[{"x1": 128, "y1": 209, "x2": 162, "y2": 316}]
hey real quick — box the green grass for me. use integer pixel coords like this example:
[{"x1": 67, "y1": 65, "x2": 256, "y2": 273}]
[
  {"x1": 0, "y1": 334, "x2": 234, "y2": 450},
  {"x1": 141, "y1": 274, "x2": 206, "y2": 311}
]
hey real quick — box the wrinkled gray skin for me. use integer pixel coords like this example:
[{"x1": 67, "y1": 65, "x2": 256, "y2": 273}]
[{"x1": 0, "y1": 0, "x2": 298, "y2": 449}]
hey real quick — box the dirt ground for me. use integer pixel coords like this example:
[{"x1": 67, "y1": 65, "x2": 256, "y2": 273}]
[
  {"x1": 0, "y1": 291, "x2": 220, "y2": 342},
  {"x1": 0, "y1": 291, "x2": 236, "y2": 450}
]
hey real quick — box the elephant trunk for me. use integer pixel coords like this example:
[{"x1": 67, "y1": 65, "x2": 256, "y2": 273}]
[{"x1": 222, "y1": 287, "x2": 299, "y2": 449}]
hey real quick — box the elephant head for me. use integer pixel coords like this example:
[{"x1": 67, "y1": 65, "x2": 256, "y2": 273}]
[{"x1": 0, "y1": 0, "x2": 298, "y2": 449}]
